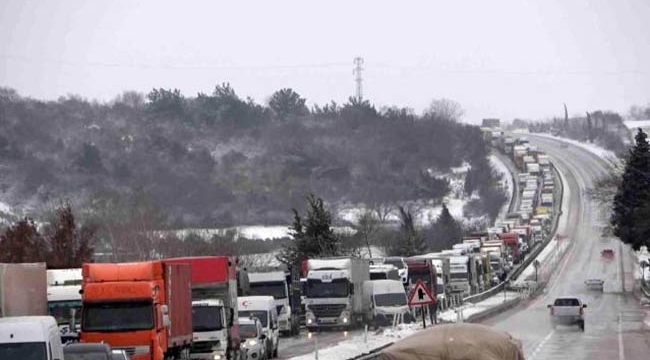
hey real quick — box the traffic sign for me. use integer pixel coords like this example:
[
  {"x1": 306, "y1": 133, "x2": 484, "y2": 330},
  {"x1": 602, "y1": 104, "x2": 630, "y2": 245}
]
[{"x1": 407, "y1": 280, "x2": 435, "y2": 306}]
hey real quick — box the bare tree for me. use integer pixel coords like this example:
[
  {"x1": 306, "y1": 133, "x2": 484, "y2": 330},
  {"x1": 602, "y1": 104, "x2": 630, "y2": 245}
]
[
  {"x1": 424, "y1": 99, "x2": 464, "y2": 121},
  {"x1": 354, "y1": 211, "x2": 379, "y2": 258}
]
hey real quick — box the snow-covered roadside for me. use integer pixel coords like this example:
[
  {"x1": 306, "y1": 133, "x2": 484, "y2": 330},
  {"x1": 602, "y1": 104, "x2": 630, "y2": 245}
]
[
  {"x1": 529, "y1": 133, "x2": 621, "y2": 168},
  {"x1": 488, "y1": 154, "x2": 513, "y2": 221},
  {"x1": 289, "y1": 291, "x2": 523, "y2": 360}
]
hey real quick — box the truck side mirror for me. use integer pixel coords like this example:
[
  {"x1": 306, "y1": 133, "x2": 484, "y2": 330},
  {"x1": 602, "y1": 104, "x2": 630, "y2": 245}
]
[
  {"x1": 160, "y1": 305, "x2": 171, "y2": 328},
  {"x1": 349, "y1": 284, "x2": 354, "y2": 295},
  {"x1": 582, "y1": 304, "x2": 587, "y2": 308}
]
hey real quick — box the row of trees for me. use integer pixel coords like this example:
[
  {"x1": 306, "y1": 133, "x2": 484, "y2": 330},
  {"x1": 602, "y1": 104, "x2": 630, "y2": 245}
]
[
  {"x1": 278, "y1": 193, "x2": 466, "y2": 266},
  {"x1": 0, "y1": 204, "x2": 95, "y2": 268}
]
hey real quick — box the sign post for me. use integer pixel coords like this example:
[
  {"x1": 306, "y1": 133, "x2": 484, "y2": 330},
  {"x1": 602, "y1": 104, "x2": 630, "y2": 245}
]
[{"x1": 408, "y1": 280, "x2": 435, "y2": 329}]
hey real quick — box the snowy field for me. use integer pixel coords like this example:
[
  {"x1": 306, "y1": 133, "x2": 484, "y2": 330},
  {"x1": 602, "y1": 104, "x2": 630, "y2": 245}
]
[{"x1": 488, "y1": 154, "x2": 513, "y2": 220}]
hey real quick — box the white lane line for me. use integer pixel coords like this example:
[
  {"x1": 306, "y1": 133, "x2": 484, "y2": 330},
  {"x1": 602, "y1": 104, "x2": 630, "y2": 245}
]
[
  {"x1": 618, "y1": 313, "x2": 625, "y2": 360},
  {"x1": 528, "y1": 330, "x2": 554, "y2": 360}
]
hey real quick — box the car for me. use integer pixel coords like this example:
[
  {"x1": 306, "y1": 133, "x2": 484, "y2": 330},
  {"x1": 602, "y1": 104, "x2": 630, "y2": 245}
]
[
  {"x1": 64, "y1": 342, "x2": 113, "y2": 360},
  {"x1": 239, "y1": 317, "x2": 269, "y2": 360},
  {"x1": 548, "y1": 297, "x2": 587, "y2": 331},
  {"x1": 584, "y1": 279, "x2": 604, "y2": 291},
  {"x1": 111, "y1": 349, "x2": 131, "y2": 360}
]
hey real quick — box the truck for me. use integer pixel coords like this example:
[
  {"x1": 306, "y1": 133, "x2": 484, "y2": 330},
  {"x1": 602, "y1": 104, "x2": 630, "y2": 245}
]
[
  {"x1": 81, "y1": 261, "x2": 193, "y2": 360},
  {"x1": 369, "y1": 264, "x2": 401, "y2": 281},
  {"x1": 407, "y1": 255, "x2": 445, "y2": 301},
  {"x1": 497, "y1": 233, "x2": 521, "y2": 263},
  {"x1": 304, "y1": 258, "x2": 370, "y2": 330},
  {"x1": 0, "y1": 262, "x2": 47, "y2": 317},
  {"x1": 165, "y1": 256, "x2": 247, "y2": 360},
  {"x1": 447, "y1": 256, "x2": 471, "y2": 296},
  {"x1": 47, "y1": 269, "x2": 83, "y2": 343},
  {"x1": 0, "y1": 316, "x2": 64, "y2": 360},
  {"x1": 248, "y1": 271, "x2": 300, "y2": 336}
]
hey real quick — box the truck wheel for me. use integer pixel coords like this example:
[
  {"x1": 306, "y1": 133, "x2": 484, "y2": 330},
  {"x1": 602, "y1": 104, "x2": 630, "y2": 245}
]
[{"x1": 273, "y1": 346, "x2": 278, "y2": 358}]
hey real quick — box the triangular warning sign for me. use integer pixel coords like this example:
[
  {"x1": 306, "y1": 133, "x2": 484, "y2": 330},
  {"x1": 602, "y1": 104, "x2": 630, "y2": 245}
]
[{"x1": 408, "y1": 280, "x2": 435, "y2": 306}]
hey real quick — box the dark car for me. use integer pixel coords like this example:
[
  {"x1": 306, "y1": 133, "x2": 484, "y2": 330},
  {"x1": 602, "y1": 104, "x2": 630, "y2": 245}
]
[{"x1": 64, "y1": 343, "x2": 112, "y2": 360}]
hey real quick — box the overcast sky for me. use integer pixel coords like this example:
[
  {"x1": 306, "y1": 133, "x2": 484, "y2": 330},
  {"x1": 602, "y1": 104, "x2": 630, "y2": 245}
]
[{"x1": 1, "y1": 0, "x2": 649, "y2": 122}]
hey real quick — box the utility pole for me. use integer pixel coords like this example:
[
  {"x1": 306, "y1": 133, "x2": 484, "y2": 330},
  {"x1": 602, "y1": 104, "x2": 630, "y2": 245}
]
[{"x1": 353, "y1": 57, "x2": 364, "y2": 101}]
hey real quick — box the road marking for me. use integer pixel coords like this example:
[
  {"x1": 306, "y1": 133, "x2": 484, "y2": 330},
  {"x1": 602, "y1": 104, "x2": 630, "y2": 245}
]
[
  {"x1": 529, "y1": 330, "x2": 554, "y2": 360},
  {"x1": 618, "y1": 313, "x2": 625, "y2": 360}
]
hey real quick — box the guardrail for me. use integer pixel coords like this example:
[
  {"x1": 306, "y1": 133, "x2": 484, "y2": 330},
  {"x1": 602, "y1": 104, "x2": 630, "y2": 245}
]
[{"x1": 641, "y1": 280, "x2": 650, "y2": 300}]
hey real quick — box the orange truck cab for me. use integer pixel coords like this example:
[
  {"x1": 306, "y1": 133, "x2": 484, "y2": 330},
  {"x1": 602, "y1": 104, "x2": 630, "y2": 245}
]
[{"x1": 81, "y1": 261, "x2": 193, "y2": 360}]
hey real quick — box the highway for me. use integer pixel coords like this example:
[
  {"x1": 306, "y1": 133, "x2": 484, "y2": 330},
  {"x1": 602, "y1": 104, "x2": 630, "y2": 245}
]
[{"x1": 484, "y1": 136, "x2": 650, "y2": 360}]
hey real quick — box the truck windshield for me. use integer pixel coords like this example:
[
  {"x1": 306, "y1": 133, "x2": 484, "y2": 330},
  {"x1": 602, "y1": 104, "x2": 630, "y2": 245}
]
[
  {"x1": 408, "y1": 273, "x2": 430, "y2": 287},
  {"x1": 383, "y1": 259, "x2": 404, "y2": 269},
  {"x1": 370, "y1": 272, "x2": 387, "y2": 280},
  {"x1": 249, "y1": 281, "x2": 287, "y2": 299},
  {"x1": 375, "y1": 293, "x2": 407, "y2": 307},
  {"x1": 48, "y1": 300, "x2": 82, "y2": 325},
  {"x1": 82, "y1": 301, "x2": 154, "y2": 332},
  {"x1": 0, "y1": 342, "x2": 46, "y2": 360},
  {"x1": 306, "y1": 279, "x2": 348, "y2": 298},
  {"x1": 192, "y1": 305, "x2": 223, "y2": 332},
  {"x1": 239, "y1": 324, "x2": 259, "y2": 339},
  {"x1": 239, "y1": 311, "x2": 268, "y2": 327}
]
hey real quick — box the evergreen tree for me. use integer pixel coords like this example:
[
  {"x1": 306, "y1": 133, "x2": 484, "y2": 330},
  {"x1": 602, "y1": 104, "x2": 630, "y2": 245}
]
[
  {"x1": 611, "y1": 129, "x2": 650, "y2": 250},
  {"x1": 0, "y1": 218, "x2": 46, "y2": 263},
  {"x1": 393, "y1": 206, "x2": 427, "y2": 257},
  {"x1": 426, "y1": 203, "x2": 463, "y2": 251},
  {"x1": 278, "y1": 193, "x2": 341, "y2": 265},
  {"x1": 45, "y1": 203, "x2": 96, "y2": 269}
]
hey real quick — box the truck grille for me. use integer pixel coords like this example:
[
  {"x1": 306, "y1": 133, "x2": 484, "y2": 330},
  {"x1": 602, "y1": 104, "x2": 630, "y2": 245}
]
[
  {"x1": 191, "y1": 341, "x2": 217, "y2": 353},
  {"x1": 309, "y1": 304, "x2": 346, "y2": 318}
]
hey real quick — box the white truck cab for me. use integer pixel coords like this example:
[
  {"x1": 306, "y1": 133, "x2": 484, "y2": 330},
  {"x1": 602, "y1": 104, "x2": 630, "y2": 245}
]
[
  {"x1": 46, "y1": 268, "x2": 82, "y2": 343},
  {"x1": 248, "y1": 271, "x2": 297, "y2": 336},
  {"x1": 191, "y1": 299, "x2": 228, "y2": 360},
  {"x1": 0, "y1": 316, "x2": 64, "y2": 360},
  {"x1": 382, "y1": 257, "x2": 408, "y2": 285},
  {"x1": 238, "y1": 296, "x2": 279, "y2": 359}
]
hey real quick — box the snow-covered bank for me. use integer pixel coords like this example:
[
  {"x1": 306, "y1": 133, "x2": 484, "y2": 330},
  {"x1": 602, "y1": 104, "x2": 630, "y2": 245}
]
[{"x1": 488, "y1": 154, "x2": 513, "y2": 221}]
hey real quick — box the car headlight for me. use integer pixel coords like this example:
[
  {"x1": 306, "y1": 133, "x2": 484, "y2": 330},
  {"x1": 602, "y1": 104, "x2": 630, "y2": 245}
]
[
  {"x1": 307, "y1": 318, "x2": 313, "y2": 324},
  {"x1": 248, "y1": 340, "x2": 257, "y2": 346},
  {"x1": 213, "y1": 355, "x2": 223, "y2": 360}
]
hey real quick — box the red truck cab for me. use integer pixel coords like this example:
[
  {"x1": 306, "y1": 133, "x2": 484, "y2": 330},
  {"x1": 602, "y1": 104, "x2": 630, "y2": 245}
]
[{"x1": 81, "y1": 261, "x2": 192, "y2": 360}]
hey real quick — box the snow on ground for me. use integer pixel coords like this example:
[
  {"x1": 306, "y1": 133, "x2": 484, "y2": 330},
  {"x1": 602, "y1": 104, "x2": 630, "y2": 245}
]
[
  {"x1": 488, "y1": 154, "x2": 513, "y2": 220},
  {"x1": 289, "y1": 291, "x2": 523, "y2": 360},
  {"x1": 529, "y1": 133, "x2": 620, "y2": 167},
  {"x1": 0, "y1": 201, "x2": 13, "y2": 215},
  {"x1": 624, "y1": 120, "x2": 650, "y2": 130},
  {"x1": 172, "y1": 225, "x2": 356, "y2": 241}
]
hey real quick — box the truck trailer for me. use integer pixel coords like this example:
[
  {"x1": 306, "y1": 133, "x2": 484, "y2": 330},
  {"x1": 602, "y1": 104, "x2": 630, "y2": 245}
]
[{"x1": 0, "y1": 262, "x2": 47, "y2": 317}]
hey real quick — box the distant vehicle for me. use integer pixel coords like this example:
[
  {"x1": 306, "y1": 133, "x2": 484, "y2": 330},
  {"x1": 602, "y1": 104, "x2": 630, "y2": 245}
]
[
  {"x1": 111, "y1": 349, "x2": 131, "y2": 360},
  {"x1": 0, "y1": 263, "x2": 48, "y2": 317},
  {"x1": 584, "y1": 279, "x2": 604, "y2": 291},
  {"x1": 238, "y1": 296, "x2": 279, "y2": 358},
  {"x1": 248, "y1": 271, "x2": 300, "y2": 336},
  {"x1": 239, "y1": 317, "x2": 268, "y2": 360},
  {"x1": 0, "y1": 316, "x2": 64, "y2": 360},
  {"x1": 64, "y1": 342, "x2": 112, "y2": 360},
  {"x1": 46, "y1": 268, "x2": 82, "y2": 343},
  {"x1": 548, "y1": 297, "x2": 587, "y2": 331},
  {"x1": 601, "y1": 249, "x2": 614, "y2": 259},
  {"x1": 382, "y1": 257, "x2": 408, "y2": 285},
  {"x1": 369, "y1": 264, "x2": 401, "y2": 281}
]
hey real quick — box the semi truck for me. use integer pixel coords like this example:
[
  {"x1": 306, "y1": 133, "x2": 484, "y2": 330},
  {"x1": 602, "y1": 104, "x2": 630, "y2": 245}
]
[
  {"x1": 47, "y1": 268, "x2": 83, "y2": 342},
  {"x1": 409, "y1": 253, "x2": 448, "y2": 304},
  {"x1": 165, "y1": 256, "x2": 247, "y2": 360},
  {"x1": 304, "y1": 257, "x2": 370, "y2": 330},
  {"x1": 448, "y1": 256, "x2": 471, "y2": 296},
  {"x1": 248, "y1": 271, "x2": 300, "y2": 336},
  {"x1": 81, "y1": 261, "x2": 193, "y2": 360},
  {"x1": 0, "y1": 262, "x2": 47, "y2": 317}
]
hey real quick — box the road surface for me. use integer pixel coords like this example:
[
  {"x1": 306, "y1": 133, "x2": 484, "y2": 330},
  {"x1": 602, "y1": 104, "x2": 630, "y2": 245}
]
[{"x1": 484, "y1": 136, "x2": 650, "y2": 360}]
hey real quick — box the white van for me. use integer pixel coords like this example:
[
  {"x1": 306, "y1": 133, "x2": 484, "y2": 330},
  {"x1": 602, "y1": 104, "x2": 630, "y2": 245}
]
[
  {"x1": 0, "y1": 316, "x2": 64, "y2": 360},
  {"x1": 363, "y1": 280, "x2": 412, "y2": 327},
  {"x1": 238, "y1": 296, "x2": 279, "y2": 359}
]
